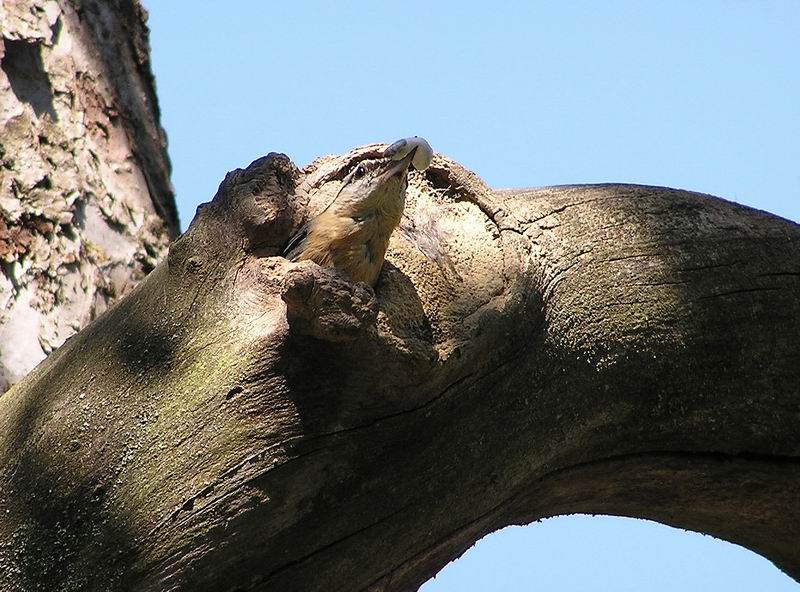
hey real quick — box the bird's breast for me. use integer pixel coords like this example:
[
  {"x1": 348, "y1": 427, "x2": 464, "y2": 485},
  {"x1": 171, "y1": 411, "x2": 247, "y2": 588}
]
[{"x1": 299, "y1": 205, "x2": 401, "y2": 285}]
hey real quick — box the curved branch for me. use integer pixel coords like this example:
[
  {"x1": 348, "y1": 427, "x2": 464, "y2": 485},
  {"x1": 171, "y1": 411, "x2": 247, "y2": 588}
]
[{"x1": 1, "y1": 149, "x2": 798, "y2": 592}]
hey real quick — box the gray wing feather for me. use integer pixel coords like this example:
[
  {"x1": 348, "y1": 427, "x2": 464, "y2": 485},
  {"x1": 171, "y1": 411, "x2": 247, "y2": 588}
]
[{"x1": 283, "y1": 224, "x2": 310, "y2": 261}]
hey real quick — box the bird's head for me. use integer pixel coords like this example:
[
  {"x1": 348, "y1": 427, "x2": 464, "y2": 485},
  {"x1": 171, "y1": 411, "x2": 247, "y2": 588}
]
[{"x1": 333, "y1": 147, "x2": 417, "y2": 214}]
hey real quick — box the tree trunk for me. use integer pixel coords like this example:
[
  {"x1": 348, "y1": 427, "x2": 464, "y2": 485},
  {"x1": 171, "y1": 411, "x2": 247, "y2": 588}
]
[
  {"x1": 0, "y1": 0, "x2": 177, "y2": 392},
  {"x1": 1, "y1": 143, "x2": 798, "y2": 591}
]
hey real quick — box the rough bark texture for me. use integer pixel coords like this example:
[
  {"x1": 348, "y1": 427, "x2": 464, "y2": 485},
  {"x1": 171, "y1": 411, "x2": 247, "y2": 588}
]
[
  {"x1": 0, "y1": 144, "x2": 798, "y2": 591},
  {"x1": 0, "y1": 0, "x2": 176, "y2": 392}
]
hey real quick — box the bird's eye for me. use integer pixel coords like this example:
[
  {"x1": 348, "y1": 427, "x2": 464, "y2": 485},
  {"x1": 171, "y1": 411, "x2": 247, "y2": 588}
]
[{"x1": 353, "y1": 165, "x2": 367, "y2": 179}]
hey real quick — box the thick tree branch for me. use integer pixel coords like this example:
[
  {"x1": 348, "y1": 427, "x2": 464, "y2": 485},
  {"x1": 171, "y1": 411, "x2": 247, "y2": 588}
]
[{"x1": 1, "y1": 148, "x2": 798, "y2": 592}]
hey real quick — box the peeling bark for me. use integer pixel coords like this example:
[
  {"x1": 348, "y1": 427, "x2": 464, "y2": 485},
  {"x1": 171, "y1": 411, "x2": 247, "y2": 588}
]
[
  {"x1": 1, "y1": 145, "x2": 798, "y2": 591},
  {"x1": 0, "y1": 0, "x2": 176, "y2": 392}
]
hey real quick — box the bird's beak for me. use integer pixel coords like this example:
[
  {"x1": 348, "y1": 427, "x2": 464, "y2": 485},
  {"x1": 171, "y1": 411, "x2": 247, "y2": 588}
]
[{"x1": 378, "y1": 146, "x2": 417, "y2": 182}]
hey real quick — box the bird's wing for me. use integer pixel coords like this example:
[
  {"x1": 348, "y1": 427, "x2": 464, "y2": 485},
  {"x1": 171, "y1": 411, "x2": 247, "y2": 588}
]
[{"x1": 283, "y1": 223, "x2": 310, "y2": 261}]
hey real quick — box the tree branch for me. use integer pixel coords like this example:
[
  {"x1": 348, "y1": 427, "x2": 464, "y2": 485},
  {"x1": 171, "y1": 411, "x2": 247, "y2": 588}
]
[{"x1": 1, "y1": 148, "x2": 798, "y2": 592}]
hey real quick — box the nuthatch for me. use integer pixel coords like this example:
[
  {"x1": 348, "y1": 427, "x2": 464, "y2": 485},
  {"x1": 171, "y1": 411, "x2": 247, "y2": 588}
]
[{"x1": 284, "y1": 138, "x2": 433, "y2": 286}]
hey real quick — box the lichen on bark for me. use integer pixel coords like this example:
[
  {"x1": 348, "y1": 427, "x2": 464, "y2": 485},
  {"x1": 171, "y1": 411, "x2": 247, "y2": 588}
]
[{"x1": 0, "y1": 0, "x2": 176, "y2": 392}]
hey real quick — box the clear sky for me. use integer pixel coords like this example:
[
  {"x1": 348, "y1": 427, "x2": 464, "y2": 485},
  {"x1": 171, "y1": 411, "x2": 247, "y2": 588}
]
[{"x1": 144, "y1": 2, "x2": 799, "y2": 590}]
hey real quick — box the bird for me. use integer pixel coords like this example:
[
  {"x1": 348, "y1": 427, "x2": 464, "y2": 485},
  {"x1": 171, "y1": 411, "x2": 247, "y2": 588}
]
[{"x1": 283, "y1": 147, "x2": 418, "y2": 286}]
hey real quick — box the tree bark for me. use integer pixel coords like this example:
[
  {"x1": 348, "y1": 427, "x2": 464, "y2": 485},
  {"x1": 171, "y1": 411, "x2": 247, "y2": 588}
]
[
  {"x1": 0, "y1": 0, "x2": 176, "y2": 392},
  {"x1": 1, "y1": 143, "x2": 798, "y2": 591}
]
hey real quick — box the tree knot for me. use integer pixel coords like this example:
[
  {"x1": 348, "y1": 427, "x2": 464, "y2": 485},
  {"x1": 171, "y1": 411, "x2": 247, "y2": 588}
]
[{"x1": 281, "y1": 261, "x2": 378, "y2": 342}]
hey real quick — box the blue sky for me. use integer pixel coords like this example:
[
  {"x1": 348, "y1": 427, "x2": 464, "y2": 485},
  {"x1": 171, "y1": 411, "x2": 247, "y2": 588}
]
[{"x1": 144, "y1": 2, "x2": 799, "y2": 589}]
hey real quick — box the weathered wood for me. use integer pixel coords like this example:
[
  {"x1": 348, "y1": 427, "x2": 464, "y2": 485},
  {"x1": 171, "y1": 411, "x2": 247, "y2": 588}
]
[
  {"x1": 0, "y1": 0, "x2": 176, "y2": 392},
  {"x1": 1, "y1": 144, "x2": 798, "y2": 591}
]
